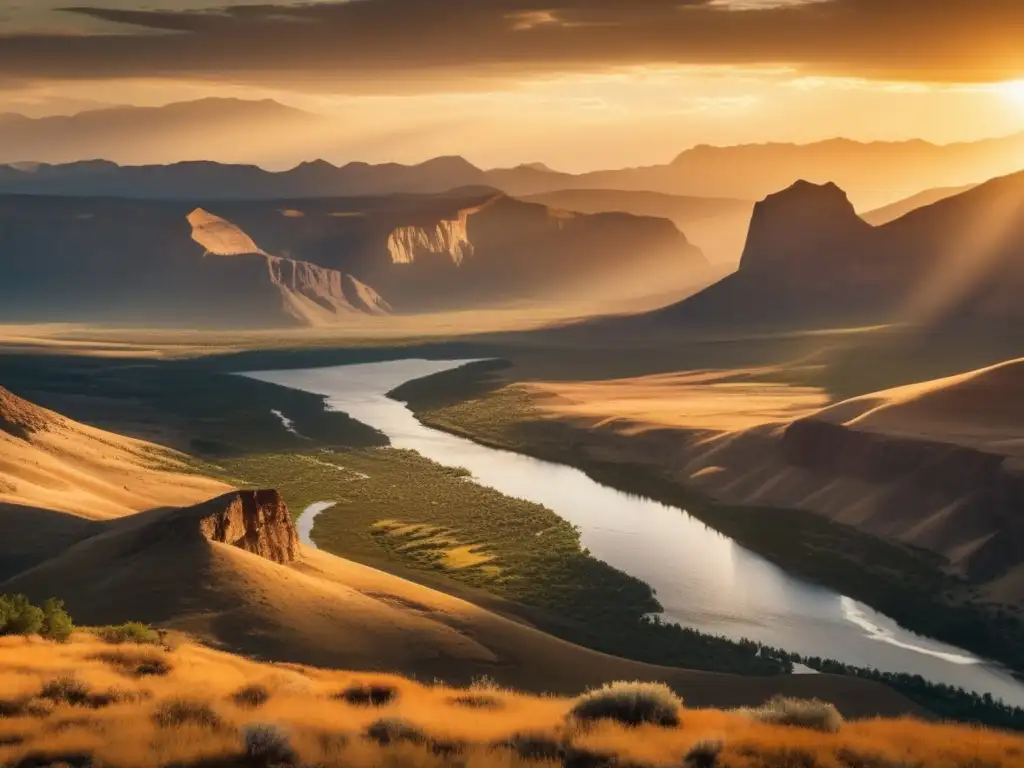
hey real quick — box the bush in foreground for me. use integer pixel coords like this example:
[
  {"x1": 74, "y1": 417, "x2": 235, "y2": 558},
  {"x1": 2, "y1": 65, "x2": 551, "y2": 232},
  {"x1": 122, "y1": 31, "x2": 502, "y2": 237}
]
[
  {"x1": 568, "y1": 681, "x2": 682, "y2": 728},
  {"x1": 741, "y1": 695, "x2": 844, "y2": 733},
  {"x1": 93, "y1": 621, "x2": 161, "y2": 645},
  {"x1": 152, "y1": 699, "x2": 224, "y2": 731},
  {"x1": 334, "y1": 682, "x2": 398, "y2": 707},
  {"x1": 232, "y1": 684, "x2": 272, "y2": 710},
  {"x1": 0, "y1": 594, "x2": 73, "y2": 641},
  {"x1": 244, "y1": 724, "x2": 297, "y2": 767},
  {"x1": 91, "y1": 648, "x2": 172, "y2": 678}
]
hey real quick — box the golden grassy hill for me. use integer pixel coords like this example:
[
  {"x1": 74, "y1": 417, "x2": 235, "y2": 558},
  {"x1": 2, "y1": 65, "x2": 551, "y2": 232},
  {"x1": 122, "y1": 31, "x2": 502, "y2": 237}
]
[
  {"x1": 0, "y1": 487, "x2": 918, "y2": 715},
  {"x1": 0, "y1": 384, "x2": 923, "y2": 715},
  {"x1": 0, "y1": 383, "x2": 230, "y2": 580},
  {"x1": 0, "y1": 633, "x2": 1020, "y2": 768},
  {"x1": 0, "y1": 383, "x2": 229, "y2": 520}
]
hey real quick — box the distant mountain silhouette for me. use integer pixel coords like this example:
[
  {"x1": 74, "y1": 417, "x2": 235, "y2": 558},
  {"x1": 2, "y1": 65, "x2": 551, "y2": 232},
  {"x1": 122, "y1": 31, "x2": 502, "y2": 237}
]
[
  {"x1": 0, "y1": 99, "x2": 329, "y2": 167},
  {"x1": 490, "y1": 137, "x2": 1024, "y2": 210},
  {"x1": 2, "y1": 99, "x2": 1022, "y2": 209},
  {"x1": 0, "y1": 156, "x2": 488, "y2": 199},
  {"x1": 637, "y1": 169, "x2": 1024, "y2": 330},
  {"x1": 0, "y1": 190, "x2": 707, "y2": 326}
]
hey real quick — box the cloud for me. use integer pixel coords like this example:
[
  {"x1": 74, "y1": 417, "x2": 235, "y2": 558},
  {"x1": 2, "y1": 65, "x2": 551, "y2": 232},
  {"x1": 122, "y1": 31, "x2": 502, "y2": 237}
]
[{"x1": 0, "y1": 0, "x2": 1022, "y2": 91}]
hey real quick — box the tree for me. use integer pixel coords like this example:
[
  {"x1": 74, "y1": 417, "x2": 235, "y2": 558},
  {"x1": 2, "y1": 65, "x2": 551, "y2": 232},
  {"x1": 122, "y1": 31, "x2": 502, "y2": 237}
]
[
  {"x1": 40, "y1": 598, "x2": 74, "y2": 642},
  {"x1": 0, "y1": 594, "x2": 44, "y2": 635}
]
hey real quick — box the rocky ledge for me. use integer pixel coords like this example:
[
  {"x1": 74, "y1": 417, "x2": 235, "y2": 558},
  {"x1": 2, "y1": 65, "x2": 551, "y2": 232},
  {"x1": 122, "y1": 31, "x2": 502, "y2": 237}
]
[{"x1": 195, "y1": 489, "x2": 299, "y2": 564}]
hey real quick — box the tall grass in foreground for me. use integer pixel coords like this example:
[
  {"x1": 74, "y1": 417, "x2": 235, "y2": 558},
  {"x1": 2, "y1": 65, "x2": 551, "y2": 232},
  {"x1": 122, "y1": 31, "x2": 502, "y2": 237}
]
[{"x1": 0, "y1": 635, "x2": 1021, "y2": 768}]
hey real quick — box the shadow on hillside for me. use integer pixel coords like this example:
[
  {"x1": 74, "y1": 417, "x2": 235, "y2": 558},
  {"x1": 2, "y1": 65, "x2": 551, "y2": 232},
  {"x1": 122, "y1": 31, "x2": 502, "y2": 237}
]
[{"x1": 0, "y1": 501, "x2": 100, "y2": 581}]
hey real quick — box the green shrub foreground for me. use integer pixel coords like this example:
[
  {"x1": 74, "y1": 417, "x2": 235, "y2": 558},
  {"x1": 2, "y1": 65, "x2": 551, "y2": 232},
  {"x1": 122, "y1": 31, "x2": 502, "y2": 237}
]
[{"x1": 0, "y1": 594, "x2": 73, "y2": 642}]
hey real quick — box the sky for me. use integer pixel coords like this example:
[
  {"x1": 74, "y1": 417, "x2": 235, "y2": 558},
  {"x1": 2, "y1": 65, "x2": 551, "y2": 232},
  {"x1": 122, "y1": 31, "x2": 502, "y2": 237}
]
[{"x1": 1, "y1": 0, "x2": 1024, "y2": 170}]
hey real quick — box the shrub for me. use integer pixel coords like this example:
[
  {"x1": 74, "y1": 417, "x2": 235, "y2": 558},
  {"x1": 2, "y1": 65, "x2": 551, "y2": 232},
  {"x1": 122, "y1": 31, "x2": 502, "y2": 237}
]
[
  {"x1": 492, "y1": 732, "x2": 565, "y2": 761},
  {"x1": 39, "y1": 677, "x2": 92, "y2": 707},
  {"x1": 152, "y1": 699, "x2": 224, "y2": 730},
  {"x1": 37, "y1": 676, "x2": 132, "y2": 710},
  {"x1": 243, "y1": 724, "x2": 297, "y2": 766},
  {"x1": 232, "y1": 685, "x2": 271, "y2": 710},
  {"x1": 568, "y1": 681, "x2": 682, "y2": 728},
  {"x1": 334, "y1": 683, "x2": 398, "y2": 707},
  {"x1": 91, "y1": 649, "x2": 172, "y2": 678},
  {"x1": 0, "y1": 594, "x2": 44, "y2": 636},
  {"x1": 94, "y1": 622, "x2": 160, "y2": 645},
  {"x1": 563, "y1": 745, "x2": 620, "y2": 768},
  {"x1": 684, "y1": 740, "x2": 723, "y2": 768},
  {"x1": 39, "y1": 598, "x2": 74, "y2": 642},
  {"x1": 0, "y1": 697, "x2": 53, "y2": 719},
  {"x1": 743, "y1": 696, "x2": 844, "y2": 733},
  {"x1": 364, "y1": 718, "x2": 427, "y2": 747}
]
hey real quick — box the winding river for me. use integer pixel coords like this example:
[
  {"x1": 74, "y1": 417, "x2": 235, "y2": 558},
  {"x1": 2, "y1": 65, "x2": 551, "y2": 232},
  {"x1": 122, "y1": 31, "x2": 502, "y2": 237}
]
[{"x1": 244, "y1": 359, "x2": 1024, "y2": 707}]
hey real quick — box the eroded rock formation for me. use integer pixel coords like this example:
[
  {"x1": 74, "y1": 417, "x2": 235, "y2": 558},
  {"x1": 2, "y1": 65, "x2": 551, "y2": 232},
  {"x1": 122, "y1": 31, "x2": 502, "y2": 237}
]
[{"x1": 195, "y1": 489, "x2": 299, "y2": 564}]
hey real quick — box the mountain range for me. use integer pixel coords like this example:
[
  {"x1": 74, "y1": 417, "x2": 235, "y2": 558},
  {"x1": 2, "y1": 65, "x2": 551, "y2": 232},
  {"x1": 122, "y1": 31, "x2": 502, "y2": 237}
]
[
  {"x1": 3, "y1": 99, "x2": 1023, "y2": 209},
  {"x1": 0, "y1": 189, "x2": 708, "y2": 326}
]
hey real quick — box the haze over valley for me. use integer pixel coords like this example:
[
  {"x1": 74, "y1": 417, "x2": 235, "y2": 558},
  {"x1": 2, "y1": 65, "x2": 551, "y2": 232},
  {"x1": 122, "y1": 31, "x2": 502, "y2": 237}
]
[{"x1": 2, "y1": 2, "x2": 1024, "y2": 765}]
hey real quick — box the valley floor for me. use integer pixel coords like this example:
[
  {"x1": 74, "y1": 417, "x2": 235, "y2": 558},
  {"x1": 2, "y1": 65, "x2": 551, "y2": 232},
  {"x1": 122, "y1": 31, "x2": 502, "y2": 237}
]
[
  {"x1": 3, "y1": 323, "x2": 1024, "y2": 730},
  {"x1": 394, "y1": 362, "x2": 1024, "y2": 683}
]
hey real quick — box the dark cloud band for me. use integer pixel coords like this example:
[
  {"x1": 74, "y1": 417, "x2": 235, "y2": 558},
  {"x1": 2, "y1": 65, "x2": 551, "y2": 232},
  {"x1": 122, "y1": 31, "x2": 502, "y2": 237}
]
[{"x1": 1, "y1": 0, "x2": 1022, "y2": 88}]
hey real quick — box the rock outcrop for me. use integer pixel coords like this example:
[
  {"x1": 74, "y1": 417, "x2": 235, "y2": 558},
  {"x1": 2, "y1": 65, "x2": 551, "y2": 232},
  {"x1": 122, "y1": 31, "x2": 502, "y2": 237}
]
[
  {"x1": 738, "y1": 180, "x2": 872, "y2": 275},
  {"x1": 644, "y1": 169, "x2": 1024, "y2": 329},
  {"x1": 187, "y1": 207, "x2": 390, "y2": 324},
  {"x1": 387, "y1": 219, "x2": 474, "y2": 266},
  {"x1": 194, "y1": 489, "x2": 299, "y2": 564},
  {"x1": 188, "y1": 208, "x2": 265, "y2": 256}
]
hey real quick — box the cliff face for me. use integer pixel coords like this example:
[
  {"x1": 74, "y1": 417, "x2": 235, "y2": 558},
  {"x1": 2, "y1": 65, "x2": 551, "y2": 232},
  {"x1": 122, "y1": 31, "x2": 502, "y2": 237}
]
[
  {"x1": 195, "y1": 489, "x2": 299, "y2": 564},
  {"x1": 188, "y1": 208, "x2": 390, "y2": 325},
  {"x1": 0, "y1": 191, "x2": 707, "y2": 324},
  {"x1": 738, "y1": 181, "x2": 872, "y2": 276},
  {"x1": 387, "y1": 219, "x2": 474, "y2": 266}
]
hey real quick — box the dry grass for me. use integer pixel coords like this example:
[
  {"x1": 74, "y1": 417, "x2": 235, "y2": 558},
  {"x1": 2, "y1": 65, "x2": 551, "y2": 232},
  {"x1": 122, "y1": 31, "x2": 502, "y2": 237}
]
[
  {"x1": 0, "y1": 634, "x2": 1021, "y2": 768},
  {"x1": 569, "y1": 682, "x2": 683, "y2": 728},
  {"x1": 739, "y1": 696, "x2": 845, "y2": 734}
]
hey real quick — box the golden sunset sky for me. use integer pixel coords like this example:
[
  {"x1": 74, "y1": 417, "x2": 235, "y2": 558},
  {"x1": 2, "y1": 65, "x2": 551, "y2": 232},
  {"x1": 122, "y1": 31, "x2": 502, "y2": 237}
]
[{"x1": 1, "y1": 0, "x2": 1023, "y2": 171}]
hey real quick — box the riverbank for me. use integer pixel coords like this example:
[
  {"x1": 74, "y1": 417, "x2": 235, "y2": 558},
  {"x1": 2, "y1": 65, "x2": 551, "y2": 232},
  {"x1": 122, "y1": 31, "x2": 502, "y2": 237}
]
[
  {"x1": 388, "y1": 362, "x2": 1024, "y2": 712},
  {"x1": 217, "y1": 447, "x2": 790, "y2": 678},
  {"x1": 5, "y1": 350, "x2": 1021, "y2": 727}
]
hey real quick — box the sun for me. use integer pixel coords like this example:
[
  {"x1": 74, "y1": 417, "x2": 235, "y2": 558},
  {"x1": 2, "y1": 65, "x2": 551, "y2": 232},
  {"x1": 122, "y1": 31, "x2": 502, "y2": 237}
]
[{"x1": 998, "y1": 79, "x2": 1024, "y2": 107}]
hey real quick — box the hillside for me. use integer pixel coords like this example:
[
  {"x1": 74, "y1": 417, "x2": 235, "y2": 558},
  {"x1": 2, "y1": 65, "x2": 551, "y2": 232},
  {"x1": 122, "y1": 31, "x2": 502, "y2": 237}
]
[
  {"x1": 0, "y1": 383, "x2": 230, "y2": 581},
  {"x1": 490, "y1": 358, "x2": 1024, "y2": 605},
  {"x1": 1, "y1": 481, "x2": 917, "y2": 710},
  {"x1": 3, "y1": 632, "x2": 1013, "y2": 768},
  {"x1": 861, "y1": 184, "x2": 977, "y2": 226},
  {"x1": 0, "y1": 191, "x2": 709, "y2": 325},
  {"x1": 633, "y1": 169, "x2": 1024, "y2": 331}
]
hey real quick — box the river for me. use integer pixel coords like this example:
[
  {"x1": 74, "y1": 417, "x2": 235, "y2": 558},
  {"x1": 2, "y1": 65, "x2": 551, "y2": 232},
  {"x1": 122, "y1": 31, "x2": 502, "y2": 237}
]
[{"x1": 244, "y1": 358, "x2": 1024, "y2": 707}]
